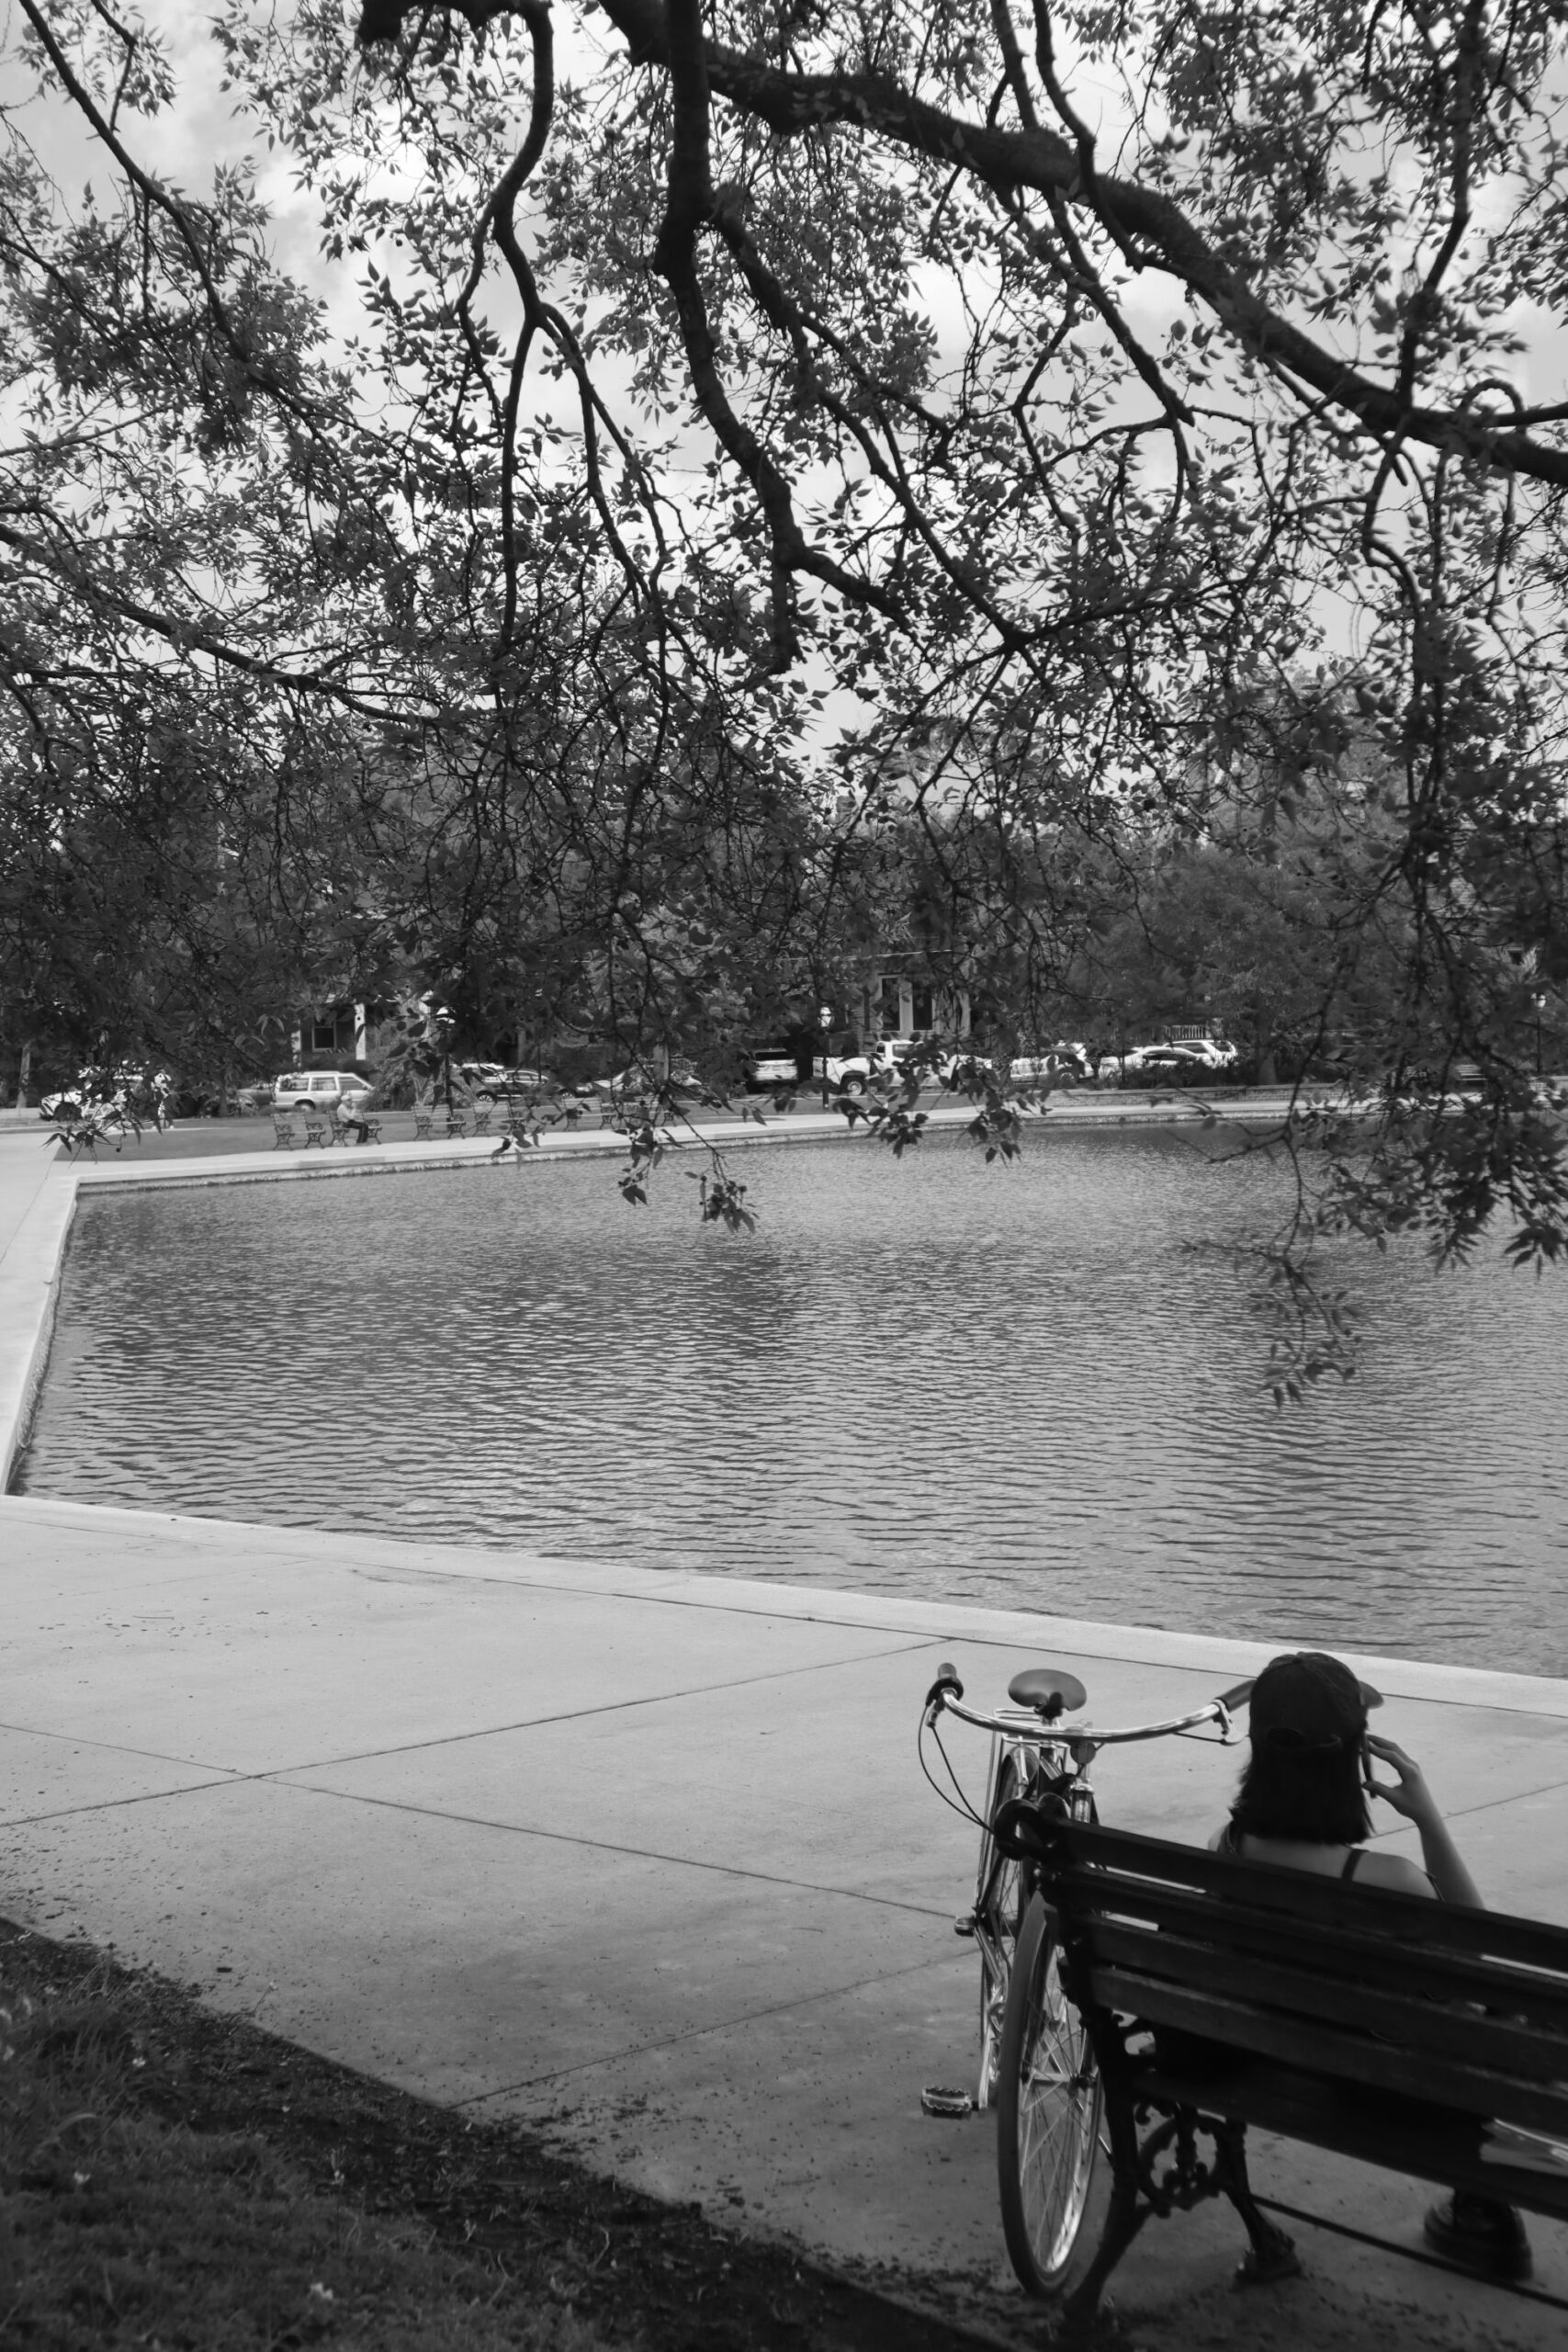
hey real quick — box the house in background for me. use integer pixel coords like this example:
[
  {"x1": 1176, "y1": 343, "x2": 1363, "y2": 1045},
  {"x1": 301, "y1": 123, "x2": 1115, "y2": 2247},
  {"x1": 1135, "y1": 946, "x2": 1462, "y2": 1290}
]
[
  {"x1": 290, "y1": 1001, "x2": 415, "y2": 1069},
  {"x1": 846, "y1": 967, "x2": 970, "y2": 1044},
  {"x1": 291, "y1": 1002, "x2": 368, "y2": 1064}
]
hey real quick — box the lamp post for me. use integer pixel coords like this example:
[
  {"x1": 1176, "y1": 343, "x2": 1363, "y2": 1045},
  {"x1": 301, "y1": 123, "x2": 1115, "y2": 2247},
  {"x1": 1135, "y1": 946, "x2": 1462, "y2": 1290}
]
[{"x1": 818, "y1": 1003, "x2": 832, "y2": 1108}]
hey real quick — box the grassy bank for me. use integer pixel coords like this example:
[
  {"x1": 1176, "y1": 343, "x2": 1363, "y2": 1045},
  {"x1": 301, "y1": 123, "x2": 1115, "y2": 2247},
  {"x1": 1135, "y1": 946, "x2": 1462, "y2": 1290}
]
[{"x1": 0, "y1": 1918, "x2": 998, "y2": 2352}]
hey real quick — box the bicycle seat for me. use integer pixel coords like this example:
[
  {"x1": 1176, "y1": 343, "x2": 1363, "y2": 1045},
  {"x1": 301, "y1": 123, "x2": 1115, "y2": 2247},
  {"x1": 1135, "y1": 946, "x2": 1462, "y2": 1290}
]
[{"x1": 1008, "y1": 1666, "x2": 1088, "y2": 1718}]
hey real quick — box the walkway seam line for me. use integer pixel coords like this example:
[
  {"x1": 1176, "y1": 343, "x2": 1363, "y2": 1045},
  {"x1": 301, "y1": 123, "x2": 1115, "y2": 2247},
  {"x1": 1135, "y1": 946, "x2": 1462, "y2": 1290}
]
[
  {"x1": 0, "y1": 1633, "x2": 932, "y2": 1784},
  {"x1": 453, "y1": 1951, "x2": 964, "y2": 2105},
  {"x1": 4, "y1": 1776, "x2": 260, "y2": 1826},
  {"x1": 239, "y1": 1634, "x2": 936, "y2": 1773},
  {"x1": 270, "y1": 1775, "x2": 955, "y2": 1918}
]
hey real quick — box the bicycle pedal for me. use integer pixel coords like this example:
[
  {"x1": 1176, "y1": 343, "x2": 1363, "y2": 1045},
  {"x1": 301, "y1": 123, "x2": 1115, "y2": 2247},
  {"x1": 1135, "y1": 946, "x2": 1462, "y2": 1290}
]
[
  {"x1": 920, "y1": 2085, "x2": 974, "y2": 2119},
  {"x1": 953, "y1": 1913, "x2": 976, "y2": 1938}
]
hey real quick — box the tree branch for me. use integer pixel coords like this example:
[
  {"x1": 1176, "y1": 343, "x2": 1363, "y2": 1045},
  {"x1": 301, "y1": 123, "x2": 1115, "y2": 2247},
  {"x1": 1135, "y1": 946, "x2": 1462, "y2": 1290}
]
[{"x1": 395, "y1": 0, "x2": 1568, "y2": 492}]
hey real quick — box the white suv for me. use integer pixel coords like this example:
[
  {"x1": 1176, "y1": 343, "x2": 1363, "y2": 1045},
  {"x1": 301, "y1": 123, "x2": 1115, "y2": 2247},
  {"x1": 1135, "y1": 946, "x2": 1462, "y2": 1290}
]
[
  {"x1": 822, "y1": 1038, "x2": 961, "y2": 1092},
  {"x1": 273, "y1": 1070, "x2": 375, "y2": 1112}
]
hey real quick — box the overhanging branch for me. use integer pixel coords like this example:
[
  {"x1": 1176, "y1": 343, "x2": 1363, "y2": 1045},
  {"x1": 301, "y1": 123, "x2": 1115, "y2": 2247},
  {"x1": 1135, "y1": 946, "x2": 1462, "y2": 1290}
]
[{"x1": 357, "y1": 0, "x2": 1568, "y2": 492}]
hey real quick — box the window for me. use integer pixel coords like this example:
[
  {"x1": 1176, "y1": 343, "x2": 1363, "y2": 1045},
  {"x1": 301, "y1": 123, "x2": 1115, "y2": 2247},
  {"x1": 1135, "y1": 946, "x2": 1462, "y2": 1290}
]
[{"x1": 308, "y1": 1010, "x2": 356, "y2": 1054}]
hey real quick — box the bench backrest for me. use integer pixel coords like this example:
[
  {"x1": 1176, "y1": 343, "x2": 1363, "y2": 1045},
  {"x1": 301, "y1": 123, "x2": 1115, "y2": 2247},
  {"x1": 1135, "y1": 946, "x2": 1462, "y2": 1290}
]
[{"x1": 1032, "y1": 1820, "x2": 1568, "y2": 2139}]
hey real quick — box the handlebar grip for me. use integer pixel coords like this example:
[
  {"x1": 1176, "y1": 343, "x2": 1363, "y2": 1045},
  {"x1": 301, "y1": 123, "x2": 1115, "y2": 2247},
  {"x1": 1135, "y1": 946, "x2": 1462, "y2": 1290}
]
[
  {"x1": 1215, "y1": 1679, "x2": 1255, "y2": 1710},
  {"x1": 925, "y1": 1661, "x2": 964, "y2": 1708}
]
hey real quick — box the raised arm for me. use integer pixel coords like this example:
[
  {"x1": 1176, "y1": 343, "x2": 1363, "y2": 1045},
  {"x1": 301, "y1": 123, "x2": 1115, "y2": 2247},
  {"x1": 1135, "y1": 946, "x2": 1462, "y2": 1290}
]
[{"x1": 1364, "y1": 1736, "x2": 1483, "y2": 1909}]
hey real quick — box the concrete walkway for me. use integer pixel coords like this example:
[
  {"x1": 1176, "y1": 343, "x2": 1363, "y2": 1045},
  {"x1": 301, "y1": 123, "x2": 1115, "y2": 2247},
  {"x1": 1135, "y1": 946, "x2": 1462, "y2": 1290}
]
[{"x1": 4, "y1": 1126, "x2": 1568, "y2": 2347}]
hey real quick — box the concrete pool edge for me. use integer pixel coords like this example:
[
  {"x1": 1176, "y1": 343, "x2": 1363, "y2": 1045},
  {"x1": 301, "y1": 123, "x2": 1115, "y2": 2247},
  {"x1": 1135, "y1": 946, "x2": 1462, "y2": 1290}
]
[
  {"x1": 7, "y1": 1490, "x2": 1568, "y2": 1722},
  {"x1": 0, "y1": 1150, "x2": 81, "y2": 1493}
]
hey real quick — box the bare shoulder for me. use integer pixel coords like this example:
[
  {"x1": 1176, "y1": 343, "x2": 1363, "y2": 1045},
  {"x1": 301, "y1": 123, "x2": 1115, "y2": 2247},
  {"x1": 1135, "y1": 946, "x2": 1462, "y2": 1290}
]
[{"x1": 1356, "y1": 1849, "x2": 1437, "y2": 1898}]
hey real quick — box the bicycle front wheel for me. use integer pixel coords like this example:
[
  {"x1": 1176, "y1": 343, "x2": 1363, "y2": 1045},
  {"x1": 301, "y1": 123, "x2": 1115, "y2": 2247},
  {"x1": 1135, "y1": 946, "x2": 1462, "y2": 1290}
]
[{"x1": 997, "y1": 1890, "x2": 1105, "y2": 2296}]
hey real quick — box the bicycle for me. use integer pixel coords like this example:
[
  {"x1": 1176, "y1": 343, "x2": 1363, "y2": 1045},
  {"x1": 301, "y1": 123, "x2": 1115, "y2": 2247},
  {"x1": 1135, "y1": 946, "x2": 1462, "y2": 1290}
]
[{"x1": 920, "y1": 1657, "x2": 1253, "y2": 2299}]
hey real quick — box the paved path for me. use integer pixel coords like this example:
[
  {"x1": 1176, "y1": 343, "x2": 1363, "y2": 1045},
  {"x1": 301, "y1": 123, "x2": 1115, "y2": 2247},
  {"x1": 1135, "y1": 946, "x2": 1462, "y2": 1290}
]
[{"x1": 3, "y1": 1128, "x2": 1568, "y2": 2346}]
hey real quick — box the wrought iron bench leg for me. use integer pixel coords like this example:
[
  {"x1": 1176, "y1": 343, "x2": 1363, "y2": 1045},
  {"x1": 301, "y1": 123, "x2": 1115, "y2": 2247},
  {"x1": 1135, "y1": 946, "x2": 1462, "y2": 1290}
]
[
  {"x1": 1061, "y1": 2091, "x2": 1151, "y2": 2326},
  {"x1": 1213, "y1": 2120, "x2": 1301, "y2": 2286}
]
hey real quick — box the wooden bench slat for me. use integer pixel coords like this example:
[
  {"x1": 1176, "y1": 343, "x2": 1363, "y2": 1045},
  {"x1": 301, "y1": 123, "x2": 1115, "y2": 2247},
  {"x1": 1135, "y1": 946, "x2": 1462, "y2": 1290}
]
[
  {"x1": 1088, "y1": 1918, "x2": 1568, "y2": 2079},
  {"x1": 1090, "y1": 1963, "x2": 1568, "y2": 2135},
  {"x1": 1065, "y1": 1880, "x2": 1568, "y2": 2028},
  {"x1": 1056, "y1": 1823, "x2": 1568, "y2": 1972}
]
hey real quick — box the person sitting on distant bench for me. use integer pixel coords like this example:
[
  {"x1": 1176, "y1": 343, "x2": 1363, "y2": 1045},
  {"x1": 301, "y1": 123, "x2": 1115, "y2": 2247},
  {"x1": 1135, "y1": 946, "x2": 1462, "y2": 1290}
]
[{"x1": 1211, "y1": 1650, "x2": 1528, "y2": 2281}]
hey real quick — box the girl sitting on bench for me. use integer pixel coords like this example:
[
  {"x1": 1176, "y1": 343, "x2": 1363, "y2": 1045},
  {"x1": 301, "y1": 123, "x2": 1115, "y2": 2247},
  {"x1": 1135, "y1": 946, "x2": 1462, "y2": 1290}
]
[{"x1": 1213, "y1": 1650, "x2": 1528, "y2": 2282}]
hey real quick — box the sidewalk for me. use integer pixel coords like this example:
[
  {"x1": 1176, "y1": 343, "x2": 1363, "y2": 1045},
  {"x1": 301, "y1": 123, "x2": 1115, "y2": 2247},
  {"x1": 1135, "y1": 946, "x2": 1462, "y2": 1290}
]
[
  {"x1": 4, "y1": 1493, "x2": 1567, "y2": 2348},
  {"x1": 3, "y1": 1128, "x2": 1568, "y2": 2346}
]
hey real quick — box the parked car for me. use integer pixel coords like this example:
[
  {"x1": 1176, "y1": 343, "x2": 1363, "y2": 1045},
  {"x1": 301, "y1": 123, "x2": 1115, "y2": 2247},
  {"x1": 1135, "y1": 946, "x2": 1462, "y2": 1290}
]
[
  {"x1": 817, "y1": 1043, "x2": 878, "y2": 1093},
  {"x1": 840, "y1": 1038, "x2": 994, "y2": 1091},
  {"x1": 1177, "y1": 1037, "x2": 1239, "y2": 1071},
  {"x1": 272, "y1": 1070, "x2": 376, "y2": 1113},
  {"x1": 603, "y1": 1060, "x2": 706, "y2": 1103},
  {"x1": 1120, "y1": 1045, "x2": 1202, "y2": 1078},
  {"x1": 456, "y1": 1062, "x2": 559, "y2": 1102},
  {"x1": 741, "y1": 1042, "x2": 807, "y2": 1091},
  {"x1": 1111, "y1": 1039, "x2": 1235, "y2": 1079},
  {"x1": 846, "y1": 1037, "x2": 931, "y2": 1087},
  {"x1": 1009, "y1": 1043, "x2": 1091, "y2": 1083}
]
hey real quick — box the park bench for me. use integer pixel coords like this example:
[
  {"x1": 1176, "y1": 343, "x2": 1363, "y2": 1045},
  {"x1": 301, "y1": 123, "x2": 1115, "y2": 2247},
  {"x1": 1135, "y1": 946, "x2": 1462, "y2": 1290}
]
[
  {"x1": 270, "y1": 1105, "x2": 336, "y2": 1148},
  {"x1": 273, "y1": 1103, "x2": 382, "y2": 1147},
  {"x1": 998, "y1": 1813, "x2": 1568, "y2": 2323},
  {"x1": 410, "y1": 1102, "x2": 487, "y2": 1140},
  {"x1": 333, "y1": 1107, "x2": 382, "y2": 1146},
  {"x1": 298, "y1": 1102, "x2": 338, "y2": 1148}
]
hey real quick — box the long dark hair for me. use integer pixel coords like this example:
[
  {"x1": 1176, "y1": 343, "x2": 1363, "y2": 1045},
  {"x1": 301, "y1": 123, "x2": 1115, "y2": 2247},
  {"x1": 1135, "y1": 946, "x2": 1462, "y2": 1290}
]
[{"x1": 1231, "y1": 1739, "x2": 1371, "y2": 1845}]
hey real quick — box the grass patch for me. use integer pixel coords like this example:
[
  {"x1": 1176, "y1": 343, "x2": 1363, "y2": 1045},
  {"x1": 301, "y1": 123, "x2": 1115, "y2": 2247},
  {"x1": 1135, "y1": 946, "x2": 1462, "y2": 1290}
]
[
  {"x1": 0, "y1": 1941, "x2": 603, "y2": 2351},
  {"x1": 0, "y1": 1920, "x2": 996, "y2": 2352}
]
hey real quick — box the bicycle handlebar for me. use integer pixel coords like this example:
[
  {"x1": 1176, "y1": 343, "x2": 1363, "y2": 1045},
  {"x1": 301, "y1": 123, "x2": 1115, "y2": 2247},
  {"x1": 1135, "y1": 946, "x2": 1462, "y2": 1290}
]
[{"x1": 929, "y1": 1681, "x2": 1248, "y2": 1748}]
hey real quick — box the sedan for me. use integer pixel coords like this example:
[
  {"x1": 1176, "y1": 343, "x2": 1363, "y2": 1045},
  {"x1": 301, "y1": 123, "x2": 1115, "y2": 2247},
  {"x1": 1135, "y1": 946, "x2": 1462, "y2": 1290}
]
[
  {"x1": 1009, "y1": 1046, "x2": 1090, "y2": 1083},
  {"x1": 457, "y1": 1063, "x2": 558, "y2": 1101},
  {"x1": 1115, "y1": 1044, "x2": 1224, "y2": 1082},
  {"x1": 603, "y1": 1062, "x2": 707, "y2": 1103}
]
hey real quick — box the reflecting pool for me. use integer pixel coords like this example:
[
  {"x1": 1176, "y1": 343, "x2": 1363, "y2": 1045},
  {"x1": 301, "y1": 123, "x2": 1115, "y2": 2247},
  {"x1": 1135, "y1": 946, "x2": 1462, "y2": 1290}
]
[{"x1": 15, "y1": 1128, "x2": 1568, "y2": 1670}]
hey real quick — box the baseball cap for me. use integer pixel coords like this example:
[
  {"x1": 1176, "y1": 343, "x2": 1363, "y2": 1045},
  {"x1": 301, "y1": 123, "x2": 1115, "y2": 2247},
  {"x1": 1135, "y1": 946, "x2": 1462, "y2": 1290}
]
[{"x1": 1248, "y1": 1651, "x2": 1382, "y2": 1754}]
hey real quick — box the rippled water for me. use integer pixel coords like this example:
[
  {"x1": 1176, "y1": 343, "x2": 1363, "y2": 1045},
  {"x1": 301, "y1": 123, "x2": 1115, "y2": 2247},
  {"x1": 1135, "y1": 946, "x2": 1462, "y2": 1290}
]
[{"x1": 16, "y1": 1129, "x2": 1568, "y2": 1670}]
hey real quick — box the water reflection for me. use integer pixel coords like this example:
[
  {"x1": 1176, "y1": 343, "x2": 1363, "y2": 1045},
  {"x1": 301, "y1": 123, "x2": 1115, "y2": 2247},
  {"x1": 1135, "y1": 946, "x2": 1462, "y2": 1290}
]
[{"x1": 16, "y1": 1129, "x2": 1568, "y2": 1671}]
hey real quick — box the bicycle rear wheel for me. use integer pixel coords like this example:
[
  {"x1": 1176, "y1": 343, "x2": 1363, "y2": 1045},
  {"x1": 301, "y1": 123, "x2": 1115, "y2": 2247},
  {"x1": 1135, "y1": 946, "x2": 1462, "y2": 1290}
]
[
  {"x1": 974, "y1": 1756, "x2": 1026, "y2": 2109},
  {"x1": 997, "y1": 1890, "x2": 1105, "y2": 2296}
]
